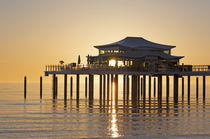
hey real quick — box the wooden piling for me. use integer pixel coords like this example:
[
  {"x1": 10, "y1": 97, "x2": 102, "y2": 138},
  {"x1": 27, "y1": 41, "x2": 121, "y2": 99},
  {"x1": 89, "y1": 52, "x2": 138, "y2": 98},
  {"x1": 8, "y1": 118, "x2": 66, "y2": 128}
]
[
  {"x1": 143, "y1": 75, "x2": 146, "y2": 100},
  {"x1": 182, "y1": 77, "x2": 184, "y2": 99},
  {"x1": 115, "y1": 74, "x2": 118, "y2": 103},
  {"x1": 52, "y1": 74, "x2": 56, "y2": 99},
  {"x1": 174, "y1": 75, "x2": 178, "y2": 101},
  {"x1": 166, "y1": 76, "x2": 169, "y2": 99},
  {"x1": 123, "y1": 75, "x2": 126, "y2": 101},
  {"x1": 111, "y1": 74, "x2": 114, "y2": 102},
  {"x1": 70, "y1": 76, "x2": 73, "y2": 98},
  {"x1": 188, "y1": 76, "x2": 191, "y2": 100},
  {"x1": 132, "y1": 75, "x2": 137, "y2": 104},
  {"x1": 55, "y1": 77, "x2": 58, "y2": 98},
  {"x1": 127, "y1": 75, "x2": 130, "y2": 101},
  {"x1": 158, "y1": 75, "x2": 162, "y2": 101},
  {"x1": 203, "y1": 76, "x2": 206, "y2": 99},
  {"x1": 149, "y1": 75, "x2": 151, "y2": 100},
  {"x1": 140, "y1": 77, "x2": 143, "y2": 97},
  {"x1": 107, "y1": 74, "x2": 110, "y2": 103},
  {"x1": 64, "y1": 74, "x2": 67, "y2": 100},
  {"x1": 154, "y1": 78, "x2": 156, "y2": 97},
  {"x1": 99, "y1": 75, "x2": 102, "y2": 102},
  {"x1": 76, "y1": 74, "x2": 80, "y2": 100},
  {"x1": 85, "y1": 76, "x2": 87, "y2": 98},
  {"x1": 103, "y1": 74, "x2": 106, "y2": 103},
  {"x1": 89, "y1": 74, "x2": 94, "y2": 102},
  {"x1": 24, "y1": 76, "x2": 27, "y2": 99},
  {"x1": 40, "y1": 76, "x2": 42, "y2": 99},
  {"x1": 137, "y1": 75, "x2": 140, "y2": 101},
  {"x1": 196, "y1": 77, "x2": 199, "y2": 99}
]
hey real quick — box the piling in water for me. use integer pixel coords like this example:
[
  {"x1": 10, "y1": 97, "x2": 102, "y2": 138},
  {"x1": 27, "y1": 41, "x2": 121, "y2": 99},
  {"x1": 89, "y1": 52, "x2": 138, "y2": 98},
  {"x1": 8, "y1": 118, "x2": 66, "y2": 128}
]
[
  {"x1": 70, "y1": 76, "x2": 73, "y2": 98},
  {"x1": 40, "y1": 76, "x2": 42, "y2": 99},
  {"x1": 24, "y1": 76, "x2": 27, "y2": 99},
  {"x1": 203, "y1": 76, "x2": 206, "y2": 99},
  {"x1": 196, "y1": 77, "x2": 199, "y2": 99},
  {"x1": 76, "y1": 74, "x2": 80, "y2": 100},
  {"x1": 85, "y1": 76, "x2": 87, "y2": 98},
  {"x1": 188, "y1": 76, "x2": 191, "y2": 100},
  {"x1": 64, "y1": 74, "x2": 67, "y2": 100}
]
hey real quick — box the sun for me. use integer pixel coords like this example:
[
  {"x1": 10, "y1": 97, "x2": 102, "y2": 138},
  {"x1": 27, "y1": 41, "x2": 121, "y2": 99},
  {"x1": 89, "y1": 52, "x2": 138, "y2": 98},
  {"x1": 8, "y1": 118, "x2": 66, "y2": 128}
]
[{"x1": 109, "y1": 60, "x2": 116, "y2": 67}]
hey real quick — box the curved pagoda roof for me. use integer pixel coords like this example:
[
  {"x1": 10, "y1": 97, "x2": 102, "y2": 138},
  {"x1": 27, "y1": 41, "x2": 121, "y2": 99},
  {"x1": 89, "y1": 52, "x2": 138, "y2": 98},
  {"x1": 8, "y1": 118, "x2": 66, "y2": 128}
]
[{"x1": 94, "y1": 37, "x2": 175, "y2": 50}]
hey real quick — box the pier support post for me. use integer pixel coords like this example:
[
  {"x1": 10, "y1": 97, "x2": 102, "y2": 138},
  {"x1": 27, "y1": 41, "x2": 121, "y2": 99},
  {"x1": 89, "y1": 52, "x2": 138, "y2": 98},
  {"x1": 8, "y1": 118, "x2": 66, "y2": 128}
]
[
  {"x1": 89, "y1": 74, "x2": 94, "y2": 103},
  {"x1": 182, "y1": 77, "x2": 184, "y2": 99},
  {"x1": 123, "y1": 75, "x2": 126, "y2": 101},
  {"x1": 115, "y1": 74, "x2": 118, "y2": 103},
  {"x1": 203, "y1": 76, "x2": 206, "y2": 99},
  {"x1": 103, "y1": 74, "x2": 106, "y2": 103},
  {"x1": 154, "y1": 77, "x2": 156, "y2": 97},
  {"x1": 76, "y1": 74, "x2": 80, "y2": 100},
  {"x1": 70, "y1": 77, "x2": 73, "y2": 99},
  {"x1": 127, "y1": 75, "x2": 130, "y2": 101},
  {"x1": 143, "y1": 75, "x2": 146, "y2": 100},
  {"x1": 40, "y1": 76, "x2": 42, "y2": 99},
  {"x1": 55, "y1": 77, "x2": 58, "y2": 98},
  {"x1": 149, "y1": 75, "x2": 151, "y2": 100},
  {"x1": 107, "y1": 74, "x2": 110, "y2": 103},
  {"x1": 166, "y1": 76, "x2": 169, "y2": 100},
  {"x1": 158, "y1": 75, "x2": 162, "y2": 102},
  {"x1": 24, "y1": 76, "x2": 27, "y2": 99},
  {"x1": 137, "y1": 76, "x2": 140, "y2": 101},
  {"x1": 196, "y1": 77, "x2": 199, "y2": 99},
  {"x1": 188, "y1": 76, "x2": 191, "y2": 100},
  {"x1": 140, "y1": 77, "x2": 143, "y2": 97},
  {"x1": 85, "y1": 76, "x2": 87, "y2": 98},
  {"x1": 64, "y1": 74, "x2": 67, "y2": 100},
  {"x1": 111, "y1": 74, "x2": 114, "y2": 102},
  {"x1": 99, "y1": 75, "x2": 102, "y2": 102},
  {"x1": 174, "y1": 75, "x2": 178, "y2": 102},
  {"x1": 52, "y1": 74, "x2": 56, "y2": 99},
  {"x1": 132, "y1": 75, "x2": 137, "y2": 105}
]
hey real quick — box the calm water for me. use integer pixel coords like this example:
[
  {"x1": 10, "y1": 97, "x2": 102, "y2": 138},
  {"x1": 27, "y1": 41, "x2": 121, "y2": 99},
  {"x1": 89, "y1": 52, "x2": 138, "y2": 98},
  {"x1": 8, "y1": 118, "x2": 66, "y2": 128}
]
[{"x1": 1, "y1": 82, "x2": 210, "y2": 138}]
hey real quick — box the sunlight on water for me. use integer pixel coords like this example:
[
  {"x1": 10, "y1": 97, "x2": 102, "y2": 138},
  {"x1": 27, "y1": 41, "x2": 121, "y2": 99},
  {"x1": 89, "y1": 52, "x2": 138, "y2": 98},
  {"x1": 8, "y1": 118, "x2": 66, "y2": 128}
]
[{"x1": 109, "y1": 82, "x2": 120, "y2": 138}]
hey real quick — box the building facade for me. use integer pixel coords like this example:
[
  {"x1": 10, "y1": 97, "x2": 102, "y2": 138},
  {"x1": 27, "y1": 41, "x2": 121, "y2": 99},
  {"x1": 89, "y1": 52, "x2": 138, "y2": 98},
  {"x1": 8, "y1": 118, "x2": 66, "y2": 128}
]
[{"x1": 88, "y1": 37, "x2": 183, "y2": 72}]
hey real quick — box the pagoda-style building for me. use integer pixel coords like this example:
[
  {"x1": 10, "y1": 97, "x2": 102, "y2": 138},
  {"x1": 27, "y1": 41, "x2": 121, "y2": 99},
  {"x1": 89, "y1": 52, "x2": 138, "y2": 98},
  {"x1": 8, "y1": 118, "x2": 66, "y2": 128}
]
[{"x1": 88, "y1": 37, "x2": 183, "y2": 72}]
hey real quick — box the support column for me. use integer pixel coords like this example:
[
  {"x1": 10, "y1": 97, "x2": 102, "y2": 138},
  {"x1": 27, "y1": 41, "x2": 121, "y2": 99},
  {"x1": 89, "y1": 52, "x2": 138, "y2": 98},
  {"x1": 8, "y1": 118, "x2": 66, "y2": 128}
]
[
  {"x1": 137, "y1": 75, "x2": 140, "y2": 101},
  {"x1": 196, "y1": 77, "x2": 199, "y2": 99},
  {"x1": 64, "y1": 74, "x2": 67, "y2": 100},
  {"x1": 111, "y1": 74, "x2": 114, "y2": 103},
  {"x1": 115, "y1": 74, "x2": 118, "y2": 103},
  {"x1": 52, "y1": 74, "x2": 56, "y2": 99},
  {"x1": 85, "y1": 76, "x2": 87, "y2": 98},
  {"x1": 70, "y1": 76, "x2": 73, "y2": 98},
  {"x1": 103, "y1": 74, "x2": 106, "y2": 103},
  {"x1": 140, "y1": 77, "x2": 143, "y2": 97},
  {"x1": 127, "y1": 75, "x2": 130, "y2": 101},
  {"x1": 143, "y1": 75, "x2": 146, "y2": 100},
  {"x1": 182, "y1": 77, "x2": 184, "y2": 99},
  {"x1": 99, "y1": 75, "x2": 102, "y2": 102},
  {"x1": 132, "y1": 75, "x2": 137, "y2": 105},
  {"x1": 158, "y1": 75, "x2": 162, "y2": 101},
  {"x1": 24, "y1": 76, "x2": 27, "y2": 99},
  {"x1": 76, "y1": 74, "x2": 80, "y2": 100},
  {"x1": 107, "y1": 74, "x2": 110, "y2": 103},
  {"x1": 174, "y1": 74, "x2": 178, "y2": 102},
  {"x1": 188, "y1": 76, "x2": 191, "y2": 100},
  {"x1": 55, "y1": 77, "x2": 58, "y2": 98},
  {"x1": 166, "y1": 75, "x2": 169, "y2": 99},
  {"x1": 89, "y1": 74, "x2": 94, "y2": 102},
  {"x1": 123, "y1": 75, "x2": 126, "y2": 101},
  {"x1": 203, "y1": 76, "x2": 206, "y2": 99},
  {"x1": 148, "y1": 75, "x2": 151, "y2": 100},
  {"x1": 154, "y1": 78, "x2": 156, "y2": 97},
  {"x1": 40, "y1": 76, "x2": 42, "y2": 99}
]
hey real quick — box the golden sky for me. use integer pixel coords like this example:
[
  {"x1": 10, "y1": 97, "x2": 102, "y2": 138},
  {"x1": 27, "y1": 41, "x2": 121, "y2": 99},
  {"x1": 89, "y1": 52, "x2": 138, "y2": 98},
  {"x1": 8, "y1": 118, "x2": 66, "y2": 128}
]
[{"x1": 1, "y1": 0, "x2": 210, "y2": 82}]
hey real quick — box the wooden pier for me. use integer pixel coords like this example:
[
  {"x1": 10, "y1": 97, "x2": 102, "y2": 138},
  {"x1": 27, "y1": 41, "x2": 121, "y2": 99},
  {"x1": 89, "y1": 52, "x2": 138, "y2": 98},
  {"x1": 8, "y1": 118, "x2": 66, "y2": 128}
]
[{"x1": 25, "y1": 64, "x2": 208, "y2": 104}]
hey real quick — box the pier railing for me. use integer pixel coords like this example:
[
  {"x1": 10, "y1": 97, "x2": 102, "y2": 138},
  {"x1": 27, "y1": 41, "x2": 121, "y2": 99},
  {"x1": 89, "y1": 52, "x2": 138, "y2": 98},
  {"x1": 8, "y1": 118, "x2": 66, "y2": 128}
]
[{"x1": 45, "y1": 64, "x2": 210, "y2": 73}]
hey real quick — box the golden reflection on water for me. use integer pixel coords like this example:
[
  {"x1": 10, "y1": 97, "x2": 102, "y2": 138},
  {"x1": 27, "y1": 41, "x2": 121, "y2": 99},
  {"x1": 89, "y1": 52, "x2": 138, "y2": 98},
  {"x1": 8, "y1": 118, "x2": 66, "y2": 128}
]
[{"x1": 109, "y1": 81, "x2": 120, "y2": 138}]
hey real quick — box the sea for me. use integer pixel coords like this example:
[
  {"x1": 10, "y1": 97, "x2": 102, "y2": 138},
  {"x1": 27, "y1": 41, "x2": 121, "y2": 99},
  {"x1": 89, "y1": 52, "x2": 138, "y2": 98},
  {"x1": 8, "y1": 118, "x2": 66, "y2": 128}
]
[{"x1": 1, "y1": 76, "x2": 210, "y2": 138}]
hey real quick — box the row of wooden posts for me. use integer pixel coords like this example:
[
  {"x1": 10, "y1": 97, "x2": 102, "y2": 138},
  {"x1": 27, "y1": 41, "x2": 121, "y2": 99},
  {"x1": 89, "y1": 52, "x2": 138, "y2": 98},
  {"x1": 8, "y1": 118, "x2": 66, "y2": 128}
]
[{"x1": 24, "y1": 74, "x2": 206, "y2": 103}]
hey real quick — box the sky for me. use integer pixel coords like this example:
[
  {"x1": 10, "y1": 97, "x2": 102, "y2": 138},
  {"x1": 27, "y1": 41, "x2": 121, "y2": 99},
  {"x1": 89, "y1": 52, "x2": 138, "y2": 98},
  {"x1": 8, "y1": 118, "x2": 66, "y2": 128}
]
[{"x1": 0, "y1": 0, "x2": 210, "y2": 82}]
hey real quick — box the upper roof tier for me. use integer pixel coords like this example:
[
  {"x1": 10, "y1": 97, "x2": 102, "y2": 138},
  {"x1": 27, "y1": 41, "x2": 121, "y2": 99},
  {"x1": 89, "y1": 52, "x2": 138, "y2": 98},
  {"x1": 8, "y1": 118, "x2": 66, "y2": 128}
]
[{"x1": 94, "y1": 37, "x2": 176, "y2": 50}]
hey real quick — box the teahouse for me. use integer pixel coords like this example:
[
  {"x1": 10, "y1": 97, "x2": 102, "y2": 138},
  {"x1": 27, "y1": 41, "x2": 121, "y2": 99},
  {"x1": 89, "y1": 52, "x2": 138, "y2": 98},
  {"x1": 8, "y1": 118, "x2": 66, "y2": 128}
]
[{"x1": 88, "y1": 37, "x2": 183, "y2": 72}]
